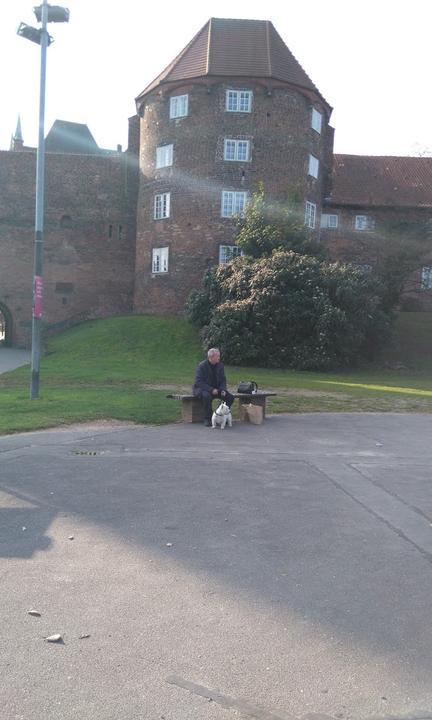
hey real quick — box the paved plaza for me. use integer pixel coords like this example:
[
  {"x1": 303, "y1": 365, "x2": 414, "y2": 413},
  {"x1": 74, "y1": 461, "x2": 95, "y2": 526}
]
[
  {"x1": 1, "y1": 413, "x2": 432, "y2": 720},
  {"x1": 0, "y1": 347, "x2": 30, "y2": 374}
]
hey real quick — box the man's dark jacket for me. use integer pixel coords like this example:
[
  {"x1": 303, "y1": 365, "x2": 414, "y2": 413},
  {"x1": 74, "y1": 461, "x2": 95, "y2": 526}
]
[{"x1": 193, "y1": 360, "x2": 227, "y2": 395}]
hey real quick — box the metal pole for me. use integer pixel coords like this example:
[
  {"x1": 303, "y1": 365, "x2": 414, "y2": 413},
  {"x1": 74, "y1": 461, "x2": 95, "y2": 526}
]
[{"x1": 30, "y1": 0, "x2": 48, "y2": 399}]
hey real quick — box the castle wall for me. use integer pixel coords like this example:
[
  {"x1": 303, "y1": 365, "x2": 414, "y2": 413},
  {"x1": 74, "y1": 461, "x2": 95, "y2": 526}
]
[
  {"x1": 0, "y1": 150, "x2": 137, "y2": 347},
  {"x1": 321, "y1": 204, "x2": 432, "y2": 309},
  {"x1": 2, "y1": 38, "x2": 430, "y2": 349},
  {"x1": 134, "y1": 79, "x2": 333, "y2": 314}
]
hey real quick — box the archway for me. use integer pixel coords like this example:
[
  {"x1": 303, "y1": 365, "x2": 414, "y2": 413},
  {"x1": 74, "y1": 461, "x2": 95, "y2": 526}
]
[{"x1": 0, "y1": 303, "x2": 13, "y2": 347}]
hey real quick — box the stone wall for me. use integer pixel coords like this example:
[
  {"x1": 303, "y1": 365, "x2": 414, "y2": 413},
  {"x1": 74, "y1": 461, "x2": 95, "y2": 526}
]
[{"x1": 0, "y1": 150, "x2": 137, "y2": 347}]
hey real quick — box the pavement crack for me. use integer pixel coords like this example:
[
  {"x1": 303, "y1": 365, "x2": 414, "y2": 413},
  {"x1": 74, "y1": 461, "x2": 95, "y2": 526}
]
[
  {"x1": 166, "y1": 675, "x2": 296, "y2": 720},
  {"x1": 313, "y1": 461, "x2": 432, "y2": 565},
  {"x1": 0, "y1": 444, "x2": 32, "y2": 455},
  {"x1": 351, "y1": 463, "x2": 432, "y2": 524}
]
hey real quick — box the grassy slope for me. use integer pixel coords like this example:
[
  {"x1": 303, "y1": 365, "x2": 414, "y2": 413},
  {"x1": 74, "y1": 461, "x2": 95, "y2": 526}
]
[
  {"x1": 0, "y1": 313, "x2": 432, "y2": 434},
  {"x1": 383, "y1": 312, "x2": 432, "y2": 368}
]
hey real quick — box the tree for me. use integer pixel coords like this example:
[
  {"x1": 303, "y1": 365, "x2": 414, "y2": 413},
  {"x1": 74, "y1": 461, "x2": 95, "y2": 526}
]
[
  {"x1": 342, "y1": 217, "x2": 432, "y2": 312},
  {"x1": 233, "y1": 183, "x2": 327, "y2": 260},
  {"x1": 411, "y1": 143, "x2": 432, "y2": 157}
]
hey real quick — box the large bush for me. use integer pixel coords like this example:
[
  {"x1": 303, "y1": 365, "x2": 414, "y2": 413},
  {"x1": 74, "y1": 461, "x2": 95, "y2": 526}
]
[{"x1": 187, "y1": 251, "x2": 390, "y2": 370}]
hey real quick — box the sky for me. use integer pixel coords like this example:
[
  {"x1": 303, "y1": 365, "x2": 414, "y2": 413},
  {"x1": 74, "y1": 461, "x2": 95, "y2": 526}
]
[{"x1": 1, "y1": 0, "x2": 431, "y2": 156}]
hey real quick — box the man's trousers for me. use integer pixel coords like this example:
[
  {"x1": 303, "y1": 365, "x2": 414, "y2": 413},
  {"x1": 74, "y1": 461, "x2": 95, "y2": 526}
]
[{"x1": 195, "y1": 389, "x2": 235, "y2": 422}]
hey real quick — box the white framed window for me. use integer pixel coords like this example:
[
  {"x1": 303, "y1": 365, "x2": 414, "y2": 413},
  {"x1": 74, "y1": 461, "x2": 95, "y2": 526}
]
[
  {"x1": 421, "y1": 266, "x2": 432, "y2": 289},
  {"x1": 321, "y1": 213, "x2": 339, "y2": 229},
  {"x1": 154, "y1": 192, "x2": 170, "y2": 220},
  {"x1": 156, "y1": 144, "x2": 173, "y2": 169},
  {"x1": 219, "y1": 245, "x2": 244, "y2": 264},
  {"x1": 169, "y1": 94, "x2": 188, "y2": 119},
  {"x1": 224, "y1": 139, "x2": 250, "y2": 162},
  {"x1": 311, "y1": 108, "x2": 322, "y2": 134},
  {"x1": 226, "y1": 90, "x2": 252, "y2": 113},
  {"x1": 152, "y1": 247, "x2": 169, "y2": 273},
  {"x1": 221, "y1": 191, "x2": 248, "y2": 218},
  {"x1": 308, "y1": 154, "x2": 319, "y2": 179},
  {"x1": 305, "y1": 201, "x2": 316, "y2": 229},
  {"x1": 355, "y1": 215, "x2": 376, "y2": 231}
]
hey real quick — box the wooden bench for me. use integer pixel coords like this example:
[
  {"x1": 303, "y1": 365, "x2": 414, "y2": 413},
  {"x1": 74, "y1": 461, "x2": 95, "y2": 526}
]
[{"x1": 167, "y1": 392, "x2": 277, "y2": 423}]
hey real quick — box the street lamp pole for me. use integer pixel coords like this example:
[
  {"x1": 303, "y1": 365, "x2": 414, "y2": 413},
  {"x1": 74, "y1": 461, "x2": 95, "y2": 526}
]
[
  {"x1": 30, "y1": 0, "x2": 49, "y2": 399},
  {"x1": 17, "y1": 2, "x2": 69, "y2": 399}
]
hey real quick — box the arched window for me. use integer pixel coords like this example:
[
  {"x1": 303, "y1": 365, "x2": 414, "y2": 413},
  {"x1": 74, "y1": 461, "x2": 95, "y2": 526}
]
[{"x1": 0, "y1": 303, "x2": 13, "y2": 346}]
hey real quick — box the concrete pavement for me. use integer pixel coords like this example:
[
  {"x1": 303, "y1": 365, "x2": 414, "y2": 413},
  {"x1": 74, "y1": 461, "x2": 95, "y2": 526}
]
[
  {"x1": 1, "y1": 413, "x2": 432, "y2": 720},
  {"x1": 0, "y1": 348, "x2": 30, "y2": 374}
]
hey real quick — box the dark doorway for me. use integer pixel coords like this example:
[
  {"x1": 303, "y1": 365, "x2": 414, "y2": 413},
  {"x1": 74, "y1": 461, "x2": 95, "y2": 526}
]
[{"x1": 0, "y1": 303, "x2": 13, "y2": 347}]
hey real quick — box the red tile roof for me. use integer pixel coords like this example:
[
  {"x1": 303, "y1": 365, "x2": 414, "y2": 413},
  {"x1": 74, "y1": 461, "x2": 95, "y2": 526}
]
[
  {"x1": 330, "y1": 154, "x2": 432, "y2": 208},
  {"x1": 136, "y1": 18, "x2": 328, "y2": 106}
]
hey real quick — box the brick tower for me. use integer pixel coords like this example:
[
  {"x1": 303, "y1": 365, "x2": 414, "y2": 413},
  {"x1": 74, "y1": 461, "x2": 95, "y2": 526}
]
[{"x1": 134, "y1": 18, "x2": 334, "y2": 314}]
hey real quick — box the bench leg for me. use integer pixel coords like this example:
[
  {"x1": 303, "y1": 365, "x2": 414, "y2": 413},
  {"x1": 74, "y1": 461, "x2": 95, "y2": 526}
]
[{"x1": 182, "y1": 398, "x2": 205, "y2": 423}]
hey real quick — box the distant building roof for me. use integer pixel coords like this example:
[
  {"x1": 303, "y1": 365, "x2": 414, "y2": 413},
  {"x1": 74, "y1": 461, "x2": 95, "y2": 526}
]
[
  {"x1": 45, "y1": 120, "x2": 103, "y2": 155},
  {"x1": 136, "y1": 18, "x2": 330, "y2": 109},
  {"x1": 330, "y1": 154, "x2": 432, "y2": 208}
]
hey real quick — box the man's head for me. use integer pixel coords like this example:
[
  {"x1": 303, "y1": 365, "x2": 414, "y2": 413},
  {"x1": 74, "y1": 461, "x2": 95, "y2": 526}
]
[{"x1": 207, "y1": 348, "x2": 220, "y2": 365}]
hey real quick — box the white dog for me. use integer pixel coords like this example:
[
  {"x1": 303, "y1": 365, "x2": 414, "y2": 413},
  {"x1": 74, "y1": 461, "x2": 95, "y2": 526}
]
[{"x1": 212, "y1": 401, "x2": 233, "y2": 429}]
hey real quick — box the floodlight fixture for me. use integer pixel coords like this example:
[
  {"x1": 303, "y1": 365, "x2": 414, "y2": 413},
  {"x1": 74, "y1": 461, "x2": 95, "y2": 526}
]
[
  {"x1": 17, "y1": 21, "x2": 48, "y2": 45},
  {"x1": 33, "y1": 5, "x2": 70, "y2": 23}
]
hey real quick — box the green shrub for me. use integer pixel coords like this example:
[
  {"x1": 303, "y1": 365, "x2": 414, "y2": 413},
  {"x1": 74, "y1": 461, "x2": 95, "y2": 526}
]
[{"x1": 189, "y1": 251, "x2": 391, "y2": 370}]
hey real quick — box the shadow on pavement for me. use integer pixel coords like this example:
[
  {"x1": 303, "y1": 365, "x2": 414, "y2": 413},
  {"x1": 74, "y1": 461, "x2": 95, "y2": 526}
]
[
  {"x1": 0, "y1": 503, "x2": 54, "y2": 558},
  {"x1": 2, "y1": 416, "x2": 432, "y2": 705}
]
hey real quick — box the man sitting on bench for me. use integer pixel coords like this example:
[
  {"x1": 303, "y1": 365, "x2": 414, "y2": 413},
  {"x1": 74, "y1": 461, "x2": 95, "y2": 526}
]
[{"x1": 193, "y1": 348, "x2": 235, "y2": 427}]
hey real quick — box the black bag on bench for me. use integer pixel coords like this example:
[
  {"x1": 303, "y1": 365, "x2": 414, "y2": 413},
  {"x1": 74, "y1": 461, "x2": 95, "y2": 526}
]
[{"x1": 237, "y1": 381, "x2": 258, "y2": 394}]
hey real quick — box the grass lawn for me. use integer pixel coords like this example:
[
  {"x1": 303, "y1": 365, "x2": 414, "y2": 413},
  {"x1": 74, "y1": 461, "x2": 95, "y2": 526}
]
[{"x1": 0, "y1": 313, "x2": 432, "y2": 435}]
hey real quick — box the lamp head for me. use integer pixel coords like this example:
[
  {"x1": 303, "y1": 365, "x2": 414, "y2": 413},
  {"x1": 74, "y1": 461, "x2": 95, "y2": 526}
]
[
  {"x1": 33, "y1": 5, "x2": 70, "y2": 23},
  {"x1": 17, "y1": 22, "x2": 45, "y2": 45}
]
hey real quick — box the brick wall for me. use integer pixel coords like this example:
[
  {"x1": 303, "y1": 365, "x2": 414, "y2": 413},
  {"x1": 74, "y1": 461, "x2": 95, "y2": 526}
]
[
  {"x1": 0, "y1": 150, "x2": 137, "y2": 347},
  {"x1": 134, "y1": 78, "x2": 333, "y2": 314},
  {"x1": 321, "y1": 204, "x2": 432, "y2": 309}
]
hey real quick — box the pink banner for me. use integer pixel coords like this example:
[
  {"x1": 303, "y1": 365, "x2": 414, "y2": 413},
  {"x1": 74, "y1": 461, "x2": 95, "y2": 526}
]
[{"x1": 33, "y1": 276, "x2": 43, "y2": 318}]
